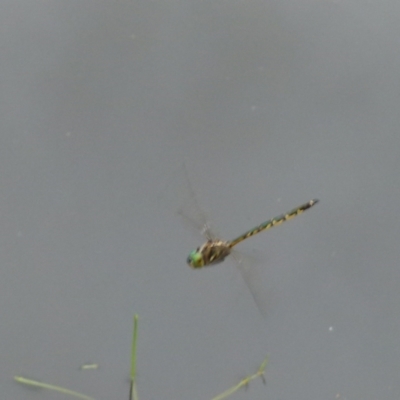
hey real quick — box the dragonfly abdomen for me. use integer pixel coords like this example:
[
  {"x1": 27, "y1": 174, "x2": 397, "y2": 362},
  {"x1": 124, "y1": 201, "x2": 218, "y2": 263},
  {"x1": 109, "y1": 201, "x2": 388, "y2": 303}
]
[{"x1": 228, "y1": 199, "x2": 318, "y2": 248}]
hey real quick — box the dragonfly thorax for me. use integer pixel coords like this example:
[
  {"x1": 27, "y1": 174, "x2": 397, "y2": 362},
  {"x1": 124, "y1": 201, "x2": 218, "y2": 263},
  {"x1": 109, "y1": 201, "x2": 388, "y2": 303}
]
[{"x1": 187, "y1": 240, "x2": 231, "y2": 269}]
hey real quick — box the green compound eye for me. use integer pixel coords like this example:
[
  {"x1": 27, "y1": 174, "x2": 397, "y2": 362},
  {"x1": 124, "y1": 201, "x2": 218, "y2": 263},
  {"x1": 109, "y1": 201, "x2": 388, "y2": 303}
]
[{"x1": 187, "y1": 250, "x2": 203, "y2": 268}]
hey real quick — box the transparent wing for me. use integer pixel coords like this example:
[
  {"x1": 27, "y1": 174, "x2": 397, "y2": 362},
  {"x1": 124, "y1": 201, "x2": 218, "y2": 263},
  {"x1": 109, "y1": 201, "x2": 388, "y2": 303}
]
[
  {"x1": 161, "y1": 161, "x2": 268, "y2": 316},
  {"x1": 177, "y1": 207, "x2": 215, "y2": 241},
  {"x1": 179, "y1": 162, "x2": 218, "y2": 241},
  {"x1": 231, "y1": 250, "x2": 269, "y2": 318},
  {"x1": 160, "y1": 161, "x2": 219, "y2": 241}
]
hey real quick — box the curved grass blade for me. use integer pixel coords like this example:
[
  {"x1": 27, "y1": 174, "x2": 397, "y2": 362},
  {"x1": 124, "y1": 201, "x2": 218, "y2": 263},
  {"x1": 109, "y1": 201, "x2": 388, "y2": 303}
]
[
  {"x1": 14, "y1": 376, "x2": 94, "y2": 400},
  {"x1": 211, "y1": 356, "x2": 268, "y2": 400}
]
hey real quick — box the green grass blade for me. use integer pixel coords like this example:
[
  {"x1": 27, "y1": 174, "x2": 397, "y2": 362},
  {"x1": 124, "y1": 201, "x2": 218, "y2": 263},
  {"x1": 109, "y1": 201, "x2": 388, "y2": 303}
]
[
  {"x1": 211, "y1": 356, "x2": 268, "y2": 400},
  {"x1": 14, "y1": 376, "x2": 94, "y2": 400},
  {"x1": 130, "y1": 314, "x2": 139, "y2": 400}
]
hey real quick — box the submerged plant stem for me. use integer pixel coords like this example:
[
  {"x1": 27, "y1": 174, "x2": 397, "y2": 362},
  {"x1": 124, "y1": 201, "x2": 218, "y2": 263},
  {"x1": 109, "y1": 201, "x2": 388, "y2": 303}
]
[
  {"x1": 14, "y1": 376, "x2": 94, "y2": 400},
  {"x1": 211, "y1": 356, "x2": 268, "y2": 400},
  {"x1": 130, "y1": 314, "x2": 139, "y2": 400}
]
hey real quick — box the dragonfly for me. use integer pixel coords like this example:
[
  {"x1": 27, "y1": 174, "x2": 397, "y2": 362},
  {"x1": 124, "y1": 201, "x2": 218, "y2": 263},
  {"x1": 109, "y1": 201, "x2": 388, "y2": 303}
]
[
  {"x1": 166, "y1": 163, "x2": 318, "y2": 314},
  {"x1": 187, "y1": 199, "x2": 319, "y2": 269}
]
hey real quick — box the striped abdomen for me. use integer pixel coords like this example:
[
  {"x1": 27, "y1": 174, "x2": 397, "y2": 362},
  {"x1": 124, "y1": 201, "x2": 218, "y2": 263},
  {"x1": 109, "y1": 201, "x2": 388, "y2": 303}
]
[{"x1": 228, "y1": 199, "x2": 318, "y2": 248}]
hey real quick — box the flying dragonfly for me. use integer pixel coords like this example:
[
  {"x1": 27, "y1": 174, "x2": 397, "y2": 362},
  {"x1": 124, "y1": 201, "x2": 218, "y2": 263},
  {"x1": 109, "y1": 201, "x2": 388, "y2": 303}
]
[
  {"x1": 165, "y1": 163, "x2": 318, "y2": 314},
  {"x1": 187, "y1": 199, "x2": 319, "y2": 269}
]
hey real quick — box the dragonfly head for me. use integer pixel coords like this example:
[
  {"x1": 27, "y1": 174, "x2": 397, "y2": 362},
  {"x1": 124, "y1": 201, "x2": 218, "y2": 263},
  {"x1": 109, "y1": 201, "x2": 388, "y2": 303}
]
[{"x1": 187, "y1": 249, "x2": 204, "y2": 269}]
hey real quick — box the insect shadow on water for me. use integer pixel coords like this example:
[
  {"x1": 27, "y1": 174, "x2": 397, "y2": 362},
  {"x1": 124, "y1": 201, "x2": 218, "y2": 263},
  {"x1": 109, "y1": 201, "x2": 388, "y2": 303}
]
[{"x1": 163, "y1": 162, "x2": 318, "y2": 317}]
